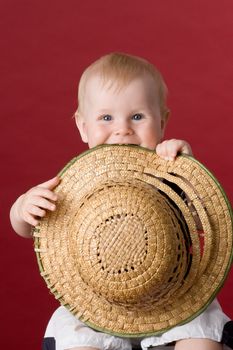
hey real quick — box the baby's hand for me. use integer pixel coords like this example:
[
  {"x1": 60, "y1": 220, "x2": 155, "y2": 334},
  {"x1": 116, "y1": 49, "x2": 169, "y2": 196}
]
[
  {"x1": 10, "y1": 176, "x2": 60, "y2": 237},
  {"x1": 17, "y1": 176, "x2": 60, "y2": 226},
  {"x1": 156, "y1": 139, "x2": 193, "y2": 161}
]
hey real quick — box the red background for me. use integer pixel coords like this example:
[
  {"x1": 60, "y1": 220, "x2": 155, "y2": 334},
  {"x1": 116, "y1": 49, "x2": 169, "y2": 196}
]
[{"x1": 1, "y1": 1, "x2": 233, "y2": 348}]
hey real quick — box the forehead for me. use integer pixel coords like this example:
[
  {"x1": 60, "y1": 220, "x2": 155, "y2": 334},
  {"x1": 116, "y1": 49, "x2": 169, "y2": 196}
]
[{"x1": 84, "y1": 73, "x2": 159, "y2": 100}]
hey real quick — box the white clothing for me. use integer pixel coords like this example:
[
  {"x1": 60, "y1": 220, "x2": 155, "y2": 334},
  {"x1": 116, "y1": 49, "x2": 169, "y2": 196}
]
[{"x1": 44, "y1": 299, "x2": 231, "y2": 350}]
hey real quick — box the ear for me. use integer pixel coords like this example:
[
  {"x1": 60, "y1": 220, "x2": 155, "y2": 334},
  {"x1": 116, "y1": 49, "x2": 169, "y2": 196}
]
[
  {"x1": 161, "y1": 109, "x2": 170, "y2": 136},
  {"x1": 75, "y1": 111, "x2": 88, "y2": 143}
]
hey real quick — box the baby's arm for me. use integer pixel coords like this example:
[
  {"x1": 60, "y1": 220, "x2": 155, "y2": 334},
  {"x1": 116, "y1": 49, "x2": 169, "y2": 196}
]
[
  {"x1": 10, "y1": 176, "x2": 60, "y2": 238},
  {"x1": 156, "y1": 139, "x2": 193, "y2": 159}
]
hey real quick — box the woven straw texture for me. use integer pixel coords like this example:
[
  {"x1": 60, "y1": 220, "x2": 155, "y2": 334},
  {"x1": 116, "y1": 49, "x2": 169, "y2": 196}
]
[{"x1": 34, "y1": 144, "x2": 233, "y2": 337}]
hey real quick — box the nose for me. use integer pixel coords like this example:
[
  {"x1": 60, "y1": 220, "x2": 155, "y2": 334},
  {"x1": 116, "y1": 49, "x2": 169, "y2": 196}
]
[{"x1": 114, "y1": 120, "x2": 133, "y2": 136}]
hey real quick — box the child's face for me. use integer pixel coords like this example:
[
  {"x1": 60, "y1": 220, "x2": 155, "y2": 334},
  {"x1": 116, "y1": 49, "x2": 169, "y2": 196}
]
[{"x1": 77, "y1": 75, "x2": 167, "y2": 150}]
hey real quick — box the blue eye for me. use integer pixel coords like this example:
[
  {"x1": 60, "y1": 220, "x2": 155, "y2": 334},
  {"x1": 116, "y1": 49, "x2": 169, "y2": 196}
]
[
  {"x1": 132, "y1": 113, "x2": 143, "y2": 120},
  {"x1": 102, "y1": 115, "x2": 112, "y2": 121}
]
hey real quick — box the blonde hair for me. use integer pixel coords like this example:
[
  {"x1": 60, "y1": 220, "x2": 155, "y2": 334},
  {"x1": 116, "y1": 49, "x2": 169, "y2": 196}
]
[{"x1": 77, "y1": 52, "x2": 169, "y2": 119}]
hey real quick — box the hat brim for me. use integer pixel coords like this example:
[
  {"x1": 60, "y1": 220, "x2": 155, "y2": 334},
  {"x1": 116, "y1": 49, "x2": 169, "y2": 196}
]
[{"x1": 34, "y1": 144, "x2": 233, "y2": 337}]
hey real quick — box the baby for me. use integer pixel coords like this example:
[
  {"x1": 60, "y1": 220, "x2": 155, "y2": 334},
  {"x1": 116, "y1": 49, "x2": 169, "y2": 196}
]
[{"x1": 10, "y1": 53, "x2": 229, "y2": 350}]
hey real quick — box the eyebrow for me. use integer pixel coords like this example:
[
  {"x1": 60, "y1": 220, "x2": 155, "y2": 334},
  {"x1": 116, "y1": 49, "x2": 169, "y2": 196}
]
[{"x1": 97, "y1": 108, "x2": 111, "y2": 112}]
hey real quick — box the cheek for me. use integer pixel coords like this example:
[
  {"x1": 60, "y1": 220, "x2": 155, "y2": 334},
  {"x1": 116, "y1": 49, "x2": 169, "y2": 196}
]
[
  {"x1": 87, "y1": 126, "x2": 109, "y2": 148},
  {"x1": 145, "y1": 138, "x2": 160, "y2": 150},
  {"x1": 143, "y1": 124, "x2": 163, "y2": 149}
]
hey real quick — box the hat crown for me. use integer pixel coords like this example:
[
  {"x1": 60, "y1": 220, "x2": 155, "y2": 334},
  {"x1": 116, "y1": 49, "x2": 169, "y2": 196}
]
[{"x1": 73, "y1": 182, "x2": 189, "y2": 305}]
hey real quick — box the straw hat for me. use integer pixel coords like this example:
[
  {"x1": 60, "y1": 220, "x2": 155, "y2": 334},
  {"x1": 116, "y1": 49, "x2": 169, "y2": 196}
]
[{"x1": 34, "y1": 144, "x2": 233, "y2": 337}]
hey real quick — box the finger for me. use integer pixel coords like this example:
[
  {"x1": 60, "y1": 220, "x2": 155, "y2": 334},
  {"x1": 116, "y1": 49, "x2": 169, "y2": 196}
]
[
  {"x1": 155, "y1": 142, "x2": 165, "y2": 156},
  {"x1": 156, "y1": 140, "x2": 193, "y2": 160},
  {"x1": 28, "y1": 204, "x2": 47, "y2": 218},
  {"x1": 167, "y1": 139, "x2": 181, "y2": 159},
  {"x1": 29, "y1": 196, "x2": 56, "y2": 211},
  {"x1": 179, "y1": 142, "x2": 193, "y2": 156},
  {"x1": 169, "y1": 139, "x2": 193, "y2": 156},
  {"x1": 37, "y1": 176, "x2": 60, "y2": 190},
  {"x1": 23, "y1": 212, "x2": 40, "y2": 227},
  {"x1": 156, "y1": 141, "x2": 175, "y2": 160},
  {"x1": 27, "y1": 187, "x2": 58, "y2": 201}
]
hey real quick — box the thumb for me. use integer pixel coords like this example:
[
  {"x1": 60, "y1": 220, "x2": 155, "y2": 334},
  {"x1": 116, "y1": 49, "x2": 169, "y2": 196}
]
[
  {"x1": 37, "y1": 176, "x2": 60, "y2": 190},
  {"x1": 180, "y1": 143, "x2": 193, "y2": 156}
]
